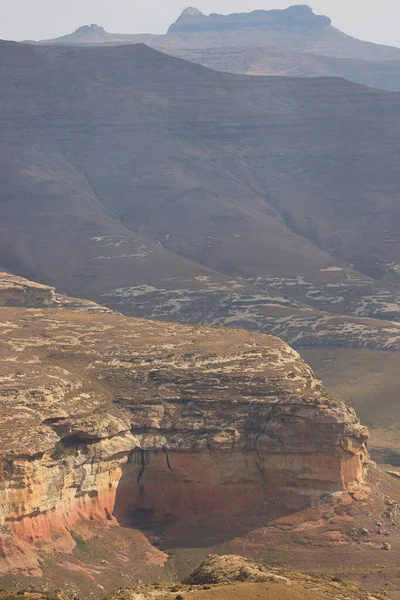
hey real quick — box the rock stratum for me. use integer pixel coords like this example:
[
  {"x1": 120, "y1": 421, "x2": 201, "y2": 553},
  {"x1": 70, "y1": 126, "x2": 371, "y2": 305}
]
[{"x1": 0, "y1": 274, "x2": 368, "y2": 578}]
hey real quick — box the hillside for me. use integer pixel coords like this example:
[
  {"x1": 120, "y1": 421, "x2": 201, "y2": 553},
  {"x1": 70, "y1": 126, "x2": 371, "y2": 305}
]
[{"x1": 2, "y1": 40, "x2": 400, "y2": 351}]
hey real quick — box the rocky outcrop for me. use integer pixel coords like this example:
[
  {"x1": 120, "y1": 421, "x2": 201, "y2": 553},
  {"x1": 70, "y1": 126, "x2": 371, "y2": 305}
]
[
  {"x1": 180, "y1": 7, "x2": 204, "y2": 18},
  {"x1": 0, "y1": 276, "x2": 368, "y2": 575},
  {"x1": 75, "y1": 24, "x2": 107, "y2": 36},
  {"x1": 0, "y1": 272, "x2": 114, "y2": 313},
  {"x1": 65, "y1": 24, "x2": 110, "y2": 44},
  {"x1": 109, "y1": 554, "x2": 387, "y2": 600},
  {"x1": 185, "y1": 554, "x2": 287, "y2": 585}
]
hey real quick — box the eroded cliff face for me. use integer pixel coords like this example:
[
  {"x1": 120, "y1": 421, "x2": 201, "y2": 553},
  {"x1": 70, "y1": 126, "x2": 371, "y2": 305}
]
[{"x1": 0, "y1": 275, "x2": 368, "y2": 575}]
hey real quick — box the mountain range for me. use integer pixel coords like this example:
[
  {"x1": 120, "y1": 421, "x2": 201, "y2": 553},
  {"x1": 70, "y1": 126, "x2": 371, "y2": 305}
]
[
  {"x1": 32, "y1": 5, "x2": 400, "y2": 92},
  {"x1": 39, "y1": 6, "x2": 400, "y2": 61}
]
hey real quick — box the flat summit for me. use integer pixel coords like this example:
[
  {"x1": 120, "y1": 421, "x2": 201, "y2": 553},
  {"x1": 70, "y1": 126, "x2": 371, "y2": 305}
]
[{"x1": 168, "y1": 5, "x2": 331, "y2": 34}]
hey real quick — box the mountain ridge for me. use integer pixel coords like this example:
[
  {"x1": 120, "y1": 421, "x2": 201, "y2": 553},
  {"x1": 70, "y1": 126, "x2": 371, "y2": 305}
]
[
  {"x1": 29, "y1": 5, "x2": 400, "y2": 93},
  {"x1": 35, "y1": 5, "x2": 400, "y2": 63}
]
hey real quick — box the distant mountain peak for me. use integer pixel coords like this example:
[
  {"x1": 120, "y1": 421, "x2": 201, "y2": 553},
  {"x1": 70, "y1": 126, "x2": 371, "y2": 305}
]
[
  {"x1": 286, "y1": 4, "x2": 314, "y2": 14},
  {"x1": 74, "y1": 24, "x2": 107, "y2": 35},
  {"x1": 180, "y1": 7, "x2": 204, "y2": 18},
  {"x1": 168, "y1": 5, "x2": 331, "y2": 34}
]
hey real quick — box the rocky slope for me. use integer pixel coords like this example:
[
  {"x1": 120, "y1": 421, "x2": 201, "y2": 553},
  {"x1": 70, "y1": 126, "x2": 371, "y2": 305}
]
[
  {"x1": 0, "y1": 274, "x2": 368, "y2": 578},
  {"x1": 109, "y1": 554, "x2": 386, "y2": 600}
]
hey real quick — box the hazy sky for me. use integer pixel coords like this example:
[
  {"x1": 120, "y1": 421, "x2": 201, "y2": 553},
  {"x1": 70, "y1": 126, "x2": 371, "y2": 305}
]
[{"x1": 0, "y1": 0, "x2": 398, "y2": 47}]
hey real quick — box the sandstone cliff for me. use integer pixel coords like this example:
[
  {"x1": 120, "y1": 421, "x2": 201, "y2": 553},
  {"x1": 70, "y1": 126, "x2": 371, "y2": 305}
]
[{"x1": 0, "y1": 275, "x2": 368, "y2": 577}]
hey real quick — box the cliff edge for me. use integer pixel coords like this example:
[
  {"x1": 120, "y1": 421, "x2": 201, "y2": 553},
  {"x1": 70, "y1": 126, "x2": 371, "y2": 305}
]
[{"x1": 0, "y1": 274, "x2": 369, "y2": 576}]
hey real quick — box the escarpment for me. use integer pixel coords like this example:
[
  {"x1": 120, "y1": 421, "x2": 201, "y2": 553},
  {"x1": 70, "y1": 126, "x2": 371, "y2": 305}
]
[{"x1": 0, "y1": 275, "x2": 369, "y2": 575}]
